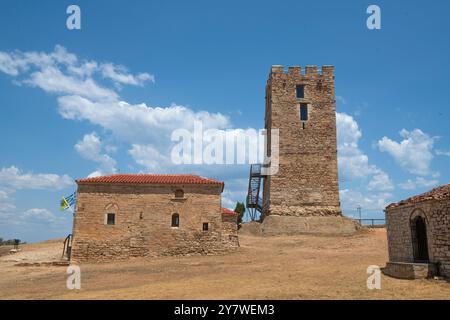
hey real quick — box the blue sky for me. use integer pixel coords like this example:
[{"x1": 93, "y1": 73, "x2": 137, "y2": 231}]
[{"x1": 1, "y1": 0, "x2": 450, "y2": 242}]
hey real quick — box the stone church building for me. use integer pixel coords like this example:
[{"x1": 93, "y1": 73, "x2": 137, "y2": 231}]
[
  {"x1": 384, "y1": 184, "x2": 450, "y2": 279},
  {"x1": 70, "y1": 174, "x2": 238, "y2": 262}
]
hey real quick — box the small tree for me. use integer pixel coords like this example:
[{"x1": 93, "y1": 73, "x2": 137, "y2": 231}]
[{"x1": 234, "y1": 201, "x2": 246, "y2": 225}]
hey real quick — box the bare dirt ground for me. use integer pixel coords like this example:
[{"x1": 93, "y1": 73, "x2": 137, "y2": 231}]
[
  {"x1": 0, "y1": 228, "x2": 449, "y2": 300},
  {"x1": 0, "y1": 239, "x2": 63, "y2": 263},
  {"x1": 0, "y1": 245, "x2": 14, "y2": 257}
]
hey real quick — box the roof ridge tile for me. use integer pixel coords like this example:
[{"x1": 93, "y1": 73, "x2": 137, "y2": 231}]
[
  {"x1": 76, "y1": 174, "x2": 224, "y2": 186},
  {"x1": 386, "y1": 183, "x2": 450, "y2": 209}
]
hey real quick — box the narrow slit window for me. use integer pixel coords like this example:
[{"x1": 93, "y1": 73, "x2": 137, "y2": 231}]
[
  {"x1": 107, "y1": 213, "x2": 115, "y2": 225},
  {"x1": 300, "y1": 104, "x2": 308, "y2": 121},
  {"x1": 202, "y1": 223, "x2": 209, "y2": 231},
  {"x1": 296, "y1": 85, "x2": 304, "y2": 99},
  {"x1": 172, "y1": 213, "x2": 180, "y2": 227}
]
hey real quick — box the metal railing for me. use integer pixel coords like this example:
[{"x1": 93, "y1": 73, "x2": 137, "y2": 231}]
[
  {"x1": 250, "y1": 163, "x2": 262, "y2": 176},
  {"x1": 357, "y1": 219, "x2": 385, "y2": 227}
]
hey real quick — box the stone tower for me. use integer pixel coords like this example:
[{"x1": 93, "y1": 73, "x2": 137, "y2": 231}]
[{"x1": 262, "y1": 65, "x2": 341, "y2": 219}]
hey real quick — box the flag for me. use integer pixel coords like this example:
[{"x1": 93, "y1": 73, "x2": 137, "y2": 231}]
[{"x1": 60, "y1": 192, "x2": 77, "y2": 211}]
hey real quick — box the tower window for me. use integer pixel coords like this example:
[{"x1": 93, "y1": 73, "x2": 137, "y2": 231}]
[
  {"x1": 203, "y1": 223, "x2": 209, "y2": 231},
  {"x1": 296, "y1": 85, "x2": 304, "y2": 99},
  {"x1": 172, "y1": 213, "x2": 180, "y2": 227},
  {"x1": 300, "y1": 104, "x2": 308, "y2": 121},
  {"x1": 107, "y1": 213, "x2": 115, "y2": 225}
]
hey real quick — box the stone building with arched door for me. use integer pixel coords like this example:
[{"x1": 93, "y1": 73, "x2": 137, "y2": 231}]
[{"x1": 383, "y1": 184, "x2": 450, "y2": 279}]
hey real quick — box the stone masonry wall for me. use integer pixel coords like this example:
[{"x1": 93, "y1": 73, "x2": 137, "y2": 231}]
[
  {"x1": 71, "y1": 183, "x2": 238, "y2": 262},
  {"x1": 263, "y1": 65, "x2": 341, "y2": 218},
  {"x1": 385, "y1": 199, "x2": 450, "y2": 278},
  {"x1": 222, "y1": 213, "x2": 239, "y2": 247}
]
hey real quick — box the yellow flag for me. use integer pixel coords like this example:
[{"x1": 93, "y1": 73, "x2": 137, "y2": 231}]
[{"x1": 60, "y1": 196, "x2": 69, "y2": 211}]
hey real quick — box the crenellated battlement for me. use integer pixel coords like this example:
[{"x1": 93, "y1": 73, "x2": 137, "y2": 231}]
[{"x1": 270, "y1": 65, "x2": 334, "y2": 76}]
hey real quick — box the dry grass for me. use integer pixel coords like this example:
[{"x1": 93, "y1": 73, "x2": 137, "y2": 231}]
[{"x1": 0, "y1": 229, "x2": 449, "y2": 300}]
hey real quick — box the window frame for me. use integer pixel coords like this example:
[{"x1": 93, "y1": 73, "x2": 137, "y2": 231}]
[
  {"x1": 296, "y1": 85, "x2": 305, "y2": 99},
  {"x1": 300, "y1": 103, "x2": 308, "y2": 122},
  {"x1": 174, "y1": 189, "x2": 184, "y2": 199},
  {"x1": 171, "y1": 213, "x2": 180, "y2": 228},
  {"x1": 106, "y1": 213, "x2": 116, "y2": 226}
]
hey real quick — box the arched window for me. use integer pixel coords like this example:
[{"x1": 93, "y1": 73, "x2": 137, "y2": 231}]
[
  {"x1": 171, "y1": 213, "x2": 180, "y2": 227},
  {"x1": 175, "y1": 189, "x2": 184, "y2": 199}
]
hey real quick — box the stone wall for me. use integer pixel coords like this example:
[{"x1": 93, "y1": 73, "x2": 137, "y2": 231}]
[
  {"x1": 222, "y1": 213, "x2": 239, "y2": 247},
  {"x1": 260, "y1": 215, "x2": 360, "y2": 236},
  {"x1": 385, "y1": 199, "x2": 450, "y2": 278},
  {"x1": 263, "y1": 65, "x2": 341, "y2": 218},
  {"x1": 71, "y1": 183, "x2": 238, "y2": 262}
]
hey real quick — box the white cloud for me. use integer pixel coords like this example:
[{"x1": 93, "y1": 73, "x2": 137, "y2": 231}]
[
  {"x1": 336, "y1": 113, "x2": 393, "y2": 191},
  {"x1": 0, "y1": 45, "x2": 153, "y2": 102},
  {"x1": 378, "y1": 129, "x2": 435, "y2": 176},
  {"x1": 336, "y1": 112, "x2": 369, "y2": 179},
  {"x1": 0, "y1": 52, "x2": 23, "y2": 76},
  {"x1": 368, "y1": 170, "x2": 394, "y2": 191},
  {"x1": 0, "y1": 46, "x2": 232, "y2": 174},
  {"x1": 19, "y1": 208, "x2": 66, "y2": 226},
  {"x1": 67, "y1": 60, "x2": 98, "y2": 78},
  {"x1": 75, "y1": 132, "x2": 117, "y2": 177},
  {"x1": 58, "y1": 95, "x2": 230, "y2": 144},
  {"x1": 221, "y1": 178, "x2": 248, "y2": 208},
  {"x1": 0, "y1": 45, "x2": 75, "y2": 76},
  {"x1": 398, "y1": 177, "x2": 439, "y2": 190},
  {"x1": 0, "y1": 191, "x2": 9, "y2": 202},
  {"x1": 0, "y1": 166, "x2": 73, "y2": 191},
  {"x1": 0, "y1": 167, "x2": 73, "y2": 229},
  {"x1": 221, "y1": 196, "x2": 236, "y2": 209},
  {"x1": 0, "y1": 191, "x2": 15, "y2": 214},
  {"x1": 0, "y1": 208, "x2": 68, "y2": 227},
  {"x1": 100, "y1": 63, "x2": 154, "y2": 86},
  {"x1": 128, "y1": 144, "x2": 169, "y2": 171},
  {"x1": 0, "y1": 165, "x2": 73, "y2": 224},
  {"x1": 436, "y1": 149, "x2": 450, "y2": 157},
  {"x1": 25, "y1": 66, "x2": 118, "y2": 101},
  {"x1": 340, "y1": 189, "x2": 393, "y2": 211},
  {"x1": 336, "y1": 113, "x2": 394, "y2": 212}
]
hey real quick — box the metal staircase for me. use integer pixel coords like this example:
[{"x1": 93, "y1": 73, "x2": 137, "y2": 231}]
[{"x1": 246, "y1": 164, "x2": 264, "y2": 220}]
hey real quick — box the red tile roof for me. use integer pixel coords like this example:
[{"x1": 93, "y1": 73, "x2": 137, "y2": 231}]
[
  {"x1": 386, "y1": 183, "x2": 450, "y2": 209},
  {"x1": 76, "y1": 174, "x2": 224, "y2": 188},
  {"x1": 222, "y1": 207, "x2": 237, "y2": 215}
]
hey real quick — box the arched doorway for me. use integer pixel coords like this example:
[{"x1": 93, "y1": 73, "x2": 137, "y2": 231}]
[{"x1": 411, "y1": 216, "x2": 429, "y2": 262}]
